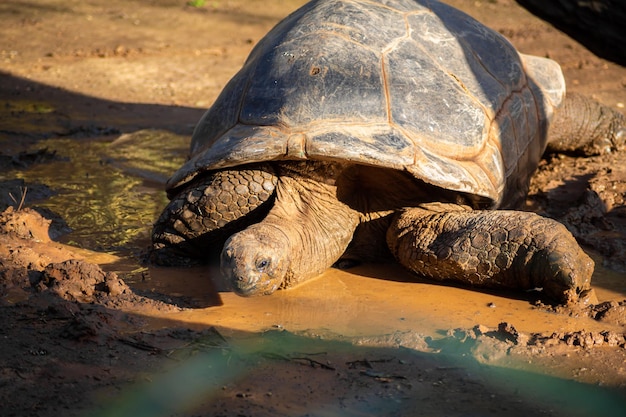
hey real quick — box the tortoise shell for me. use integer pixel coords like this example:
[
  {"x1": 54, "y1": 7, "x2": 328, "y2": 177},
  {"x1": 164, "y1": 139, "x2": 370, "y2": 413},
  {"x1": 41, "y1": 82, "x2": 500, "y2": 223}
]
[{"x1": 168, "y1": 0, "x2": 565, "y2": 207}]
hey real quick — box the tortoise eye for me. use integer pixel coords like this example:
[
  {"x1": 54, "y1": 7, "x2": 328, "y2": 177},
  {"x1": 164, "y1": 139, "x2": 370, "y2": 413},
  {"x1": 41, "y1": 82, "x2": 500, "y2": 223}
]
[{"x1": 256, "y1": 258, "x2": 270, "y2": 271}]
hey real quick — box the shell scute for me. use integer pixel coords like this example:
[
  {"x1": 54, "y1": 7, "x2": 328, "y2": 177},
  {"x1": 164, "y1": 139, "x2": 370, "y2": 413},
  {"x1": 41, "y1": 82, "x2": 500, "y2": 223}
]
[
  {"x1": 307, "y1": 124, "x2": 416, "y2": 167},
  {"x1": 385, "y1": 36, "x2": 487, "y2": 154},
  {"x1": 241, "y1": 34, "x2": 386, "y2": 127}
]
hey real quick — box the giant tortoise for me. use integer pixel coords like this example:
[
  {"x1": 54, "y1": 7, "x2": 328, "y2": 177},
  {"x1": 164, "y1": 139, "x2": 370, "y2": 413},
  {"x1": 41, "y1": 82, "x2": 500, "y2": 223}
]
[{"x1": 151, "y1": 0, "x2": 625, "y2": 304}]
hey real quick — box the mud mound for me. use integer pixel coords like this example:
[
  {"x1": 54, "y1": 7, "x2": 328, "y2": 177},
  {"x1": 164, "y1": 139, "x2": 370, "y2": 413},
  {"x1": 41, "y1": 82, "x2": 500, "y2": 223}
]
[
  {"x1": 0, "y1": 206, "x2": 53, "y2": 242},
  {"x1": 32, "y1": 258, "x2": 130, "y2": 302},
  {"x1": 0, "y1": 207, "x2": 182, "y2": 313},
  {"x1": 0, "y1": 207, "x2": 79, "y2": 298}
]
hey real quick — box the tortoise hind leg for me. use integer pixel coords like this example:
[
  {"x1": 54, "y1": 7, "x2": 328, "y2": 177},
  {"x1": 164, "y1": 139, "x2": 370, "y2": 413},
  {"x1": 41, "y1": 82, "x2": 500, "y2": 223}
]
[
  {"x1": 547, "y1": 93, "x2": 625, "y2": 155},
  {"x1": 150, "y1": 164, "x2": 277, "y2": 265},
  {"x1": 386, "y1": 203, "x2": 593, "y2": 304}
]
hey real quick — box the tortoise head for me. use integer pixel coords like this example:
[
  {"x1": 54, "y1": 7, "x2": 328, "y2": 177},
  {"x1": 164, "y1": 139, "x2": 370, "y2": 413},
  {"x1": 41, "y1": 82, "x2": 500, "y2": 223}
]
[{"x1": 220, "y1": 224, "x2": 290, "y2": 296}]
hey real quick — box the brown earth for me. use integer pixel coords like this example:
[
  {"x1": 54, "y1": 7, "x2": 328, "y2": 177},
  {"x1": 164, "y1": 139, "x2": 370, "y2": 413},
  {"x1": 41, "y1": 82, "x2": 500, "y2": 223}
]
[{"x1": 1, "y1": 1, "x2": 626, "y2": 416}]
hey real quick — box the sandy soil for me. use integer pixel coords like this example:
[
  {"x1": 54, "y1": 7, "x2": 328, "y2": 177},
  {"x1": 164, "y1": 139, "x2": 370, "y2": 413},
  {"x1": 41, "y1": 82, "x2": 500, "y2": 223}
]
[{"x1": 1, "y1": 1, "x2": 626, "y2": 416}]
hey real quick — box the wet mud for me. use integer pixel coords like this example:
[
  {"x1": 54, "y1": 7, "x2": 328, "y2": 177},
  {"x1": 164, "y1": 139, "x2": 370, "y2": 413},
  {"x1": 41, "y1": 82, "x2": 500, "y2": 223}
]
[{"x1": 1, "y1": 0, "x2": 626, "y2": 416}]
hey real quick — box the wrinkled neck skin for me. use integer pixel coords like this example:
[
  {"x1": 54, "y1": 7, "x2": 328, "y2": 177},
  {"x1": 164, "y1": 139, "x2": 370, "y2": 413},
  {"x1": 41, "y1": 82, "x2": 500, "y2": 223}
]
[{"x1": 221, "y1": 162, "x2": 360, "y2": 296}]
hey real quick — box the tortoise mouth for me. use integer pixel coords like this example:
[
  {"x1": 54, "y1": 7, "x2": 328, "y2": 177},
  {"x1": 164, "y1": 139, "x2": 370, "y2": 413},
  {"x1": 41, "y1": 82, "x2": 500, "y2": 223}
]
[{"x1": 229, "y1": 273, "x2": 281, "y2": 297}]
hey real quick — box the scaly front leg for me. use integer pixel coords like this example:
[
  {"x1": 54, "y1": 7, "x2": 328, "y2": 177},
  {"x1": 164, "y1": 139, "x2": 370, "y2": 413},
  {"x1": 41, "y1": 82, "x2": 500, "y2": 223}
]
[{"x1": 386, "y1": 203, "x2": 593, "y2": 304}]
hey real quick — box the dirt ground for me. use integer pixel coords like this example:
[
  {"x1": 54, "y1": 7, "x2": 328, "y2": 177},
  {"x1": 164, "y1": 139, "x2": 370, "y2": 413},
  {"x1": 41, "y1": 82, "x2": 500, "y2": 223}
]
[{"x1": 1, "y1": 0, "x2": 626, "y2": 416}]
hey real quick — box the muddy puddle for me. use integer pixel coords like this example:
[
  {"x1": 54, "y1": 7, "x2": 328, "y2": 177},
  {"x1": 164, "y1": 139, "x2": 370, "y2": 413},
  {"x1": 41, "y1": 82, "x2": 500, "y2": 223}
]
[{"x1": 4, "y1": 130, "x2": 626, "y2": 394}]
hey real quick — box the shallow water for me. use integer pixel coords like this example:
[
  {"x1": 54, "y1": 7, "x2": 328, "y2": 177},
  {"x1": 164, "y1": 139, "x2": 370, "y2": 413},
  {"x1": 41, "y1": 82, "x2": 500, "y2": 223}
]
[
  {"x1": 7, "y1": 132, "x2": 185, "y2": 253},
  {"x1": 4, "y1": 131, "x2": 626, "y2": 395}
]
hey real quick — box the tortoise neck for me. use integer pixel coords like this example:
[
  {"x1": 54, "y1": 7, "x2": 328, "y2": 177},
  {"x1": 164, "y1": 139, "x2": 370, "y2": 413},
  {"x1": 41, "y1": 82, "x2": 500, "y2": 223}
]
[{"x1": 264, "y1": 161, "x2": 360, "y2": 287}]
